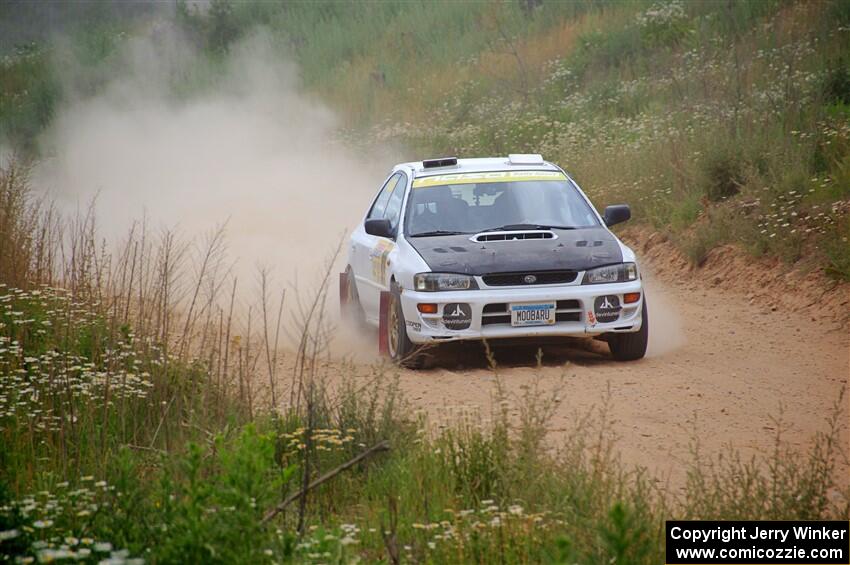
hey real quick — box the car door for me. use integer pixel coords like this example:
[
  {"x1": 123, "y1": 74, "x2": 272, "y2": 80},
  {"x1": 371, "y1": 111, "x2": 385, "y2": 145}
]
[{"x1": 351, "y1": 171, "x2": 406, "y2": 320}]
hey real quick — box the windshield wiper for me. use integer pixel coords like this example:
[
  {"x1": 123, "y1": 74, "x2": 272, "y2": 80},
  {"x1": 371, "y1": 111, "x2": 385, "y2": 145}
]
[
  {"x1": 486, "y1": 223, "x2": 578, "y2": 231},
  {"x1": 409, "y1": 230, "x2": 468, "y2": 237}
]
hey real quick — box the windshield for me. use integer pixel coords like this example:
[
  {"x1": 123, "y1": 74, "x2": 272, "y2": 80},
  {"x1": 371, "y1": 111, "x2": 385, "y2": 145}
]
[{"x1": 404, "y1": 174, "x2": 600, "y2": 237}]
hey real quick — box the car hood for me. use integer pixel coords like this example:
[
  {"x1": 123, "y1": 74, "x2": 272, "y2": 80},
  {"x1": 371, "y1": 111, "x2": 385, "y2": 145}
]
[{"x1": 406, "y1": 228, "x2": 623, "y2": 275}]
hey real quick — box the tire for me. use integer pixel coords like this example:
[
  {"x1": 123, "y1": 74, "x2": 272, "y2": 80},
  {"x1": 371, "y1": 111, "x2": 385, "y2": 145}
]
[
  {"x1": 387, "y1": 283, "x2": 430, "y2": 369},
  {"x1": 607, "y1": 298, "x2": 649, "y2": 361},
  {"x1": 342, "y1": 266, "x2": 366, "y2": 329}
]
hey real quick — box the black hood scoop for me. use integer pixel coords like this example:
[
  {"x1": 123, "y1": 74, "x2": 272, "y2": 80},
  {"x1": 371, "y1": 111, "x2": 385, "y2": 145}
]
[{"x1": 473, "y1": 230, "x2": 555, "y2": 242}]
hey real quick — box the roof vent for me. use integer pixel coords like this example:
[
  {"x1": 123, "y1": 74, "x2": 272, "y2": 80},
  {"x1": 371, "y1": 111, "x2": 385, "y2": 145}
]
[
  {"x1": 422, "y1": 157, "x2": 458, "y2": 169},
  {"x1": 508, "y1": 154, "x2": 544, "y2": 166}
]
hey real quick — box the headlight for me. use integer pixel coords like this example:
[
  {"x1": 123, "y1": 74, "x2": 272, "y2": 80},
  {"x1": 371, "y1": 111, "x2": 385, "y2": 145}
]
[
  {"x1": 582, "y1": 262, "x2": 638, "y2": 284},
  {"x1": 413, "y1": 273, "x2": 479, "y2": 292}
]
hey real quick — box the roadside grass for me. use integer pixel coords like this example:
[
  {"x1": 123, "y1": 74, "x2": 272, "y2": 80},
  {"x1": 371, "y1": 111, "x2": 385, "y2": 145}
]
[
  {"x1": 456, "y1": 2, "x2": 847, "y2": 278},
  {"x1": 0, "y1": 3, "x2": 849, "y2": 562},
  {"x1": 2, "y1": 1, "x2": 848, "y2": 278},
  {"x1": 1, "y1": 158, "x2": 847, "y2": 563},
  {"x1": 320, "y1": 0, "x2": 847, "y2": 281}
]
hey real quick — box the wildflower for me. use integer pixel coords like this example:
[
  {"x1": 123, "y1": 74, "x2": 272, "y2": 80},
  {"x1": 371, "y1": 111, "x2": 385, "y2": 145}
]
[{"x1": 37, "y1": 548, "x2": 75, "y2": 562}]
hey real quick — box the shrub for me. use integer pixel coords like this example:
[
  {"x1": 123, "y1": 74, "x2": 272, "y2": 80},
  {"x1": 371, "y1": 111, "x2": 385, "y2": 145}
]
[
  {"x1": 636, "y1": 1, "x2": 691, "y2": 47},
  {"x1": 683, "y1": 223, "x2": 724, "y2": 265},
  {"x1": 599, "y1": 502, "x2": 656, "y2": 565},
  {"x1": 439, "y1": 419, "x2": 508, "y2": 503},
  {"x1": 822, "y1": 63, "x2": 850, "y2": 106},
  {"x1": 701, "y1": 147, "x2": 745, "y2": 202},
  {"x1": 824, "y1": 219, "x2": 850, "y2": 281}
]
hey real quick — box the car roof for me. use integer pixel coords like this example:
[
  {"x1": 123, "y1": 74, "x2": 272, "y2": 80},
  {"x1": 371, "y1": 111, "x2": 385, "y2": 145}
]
[{"x1": 394, "y1": 157, "x2": 563, "y2": 179}]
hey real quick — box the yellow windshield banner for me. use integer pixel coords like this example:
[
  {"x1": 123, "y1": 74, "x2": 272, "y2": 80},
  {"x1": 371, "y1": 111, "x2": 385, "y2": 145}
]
[{"x1": 412, "y1": 170, "x2": 566, "y2": 188}]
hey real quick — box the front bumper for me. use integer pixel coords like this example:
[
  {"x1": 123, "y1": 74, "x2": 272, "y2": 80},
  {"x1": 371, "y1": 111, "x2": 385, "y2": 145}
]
[{"x1": 400, "y1": 279, "x2": 644, "y2": 344}]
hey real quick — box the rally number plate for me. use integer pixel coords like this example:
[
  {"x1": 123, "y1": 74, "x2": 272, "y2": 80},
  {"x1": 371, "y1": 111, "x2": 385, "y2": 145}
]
[{"x1": 510, "y1": 302, "x2": 556, "y2": 327}]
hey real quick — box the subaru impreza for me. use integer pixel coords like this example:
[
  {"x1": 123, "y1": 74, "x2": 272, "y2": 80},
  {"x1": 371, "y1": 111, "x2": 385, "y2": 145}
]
[{"x1": 341, "y1": 154, "x2": 648, "y2": 368}]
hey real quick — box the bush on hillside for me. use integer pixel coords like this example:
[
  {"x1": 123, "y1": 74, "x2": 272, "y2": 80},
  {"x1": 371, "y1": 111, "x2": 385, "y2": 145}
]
[{"x1": 701, "y1": 146, "x2": 745, "y2": 202}]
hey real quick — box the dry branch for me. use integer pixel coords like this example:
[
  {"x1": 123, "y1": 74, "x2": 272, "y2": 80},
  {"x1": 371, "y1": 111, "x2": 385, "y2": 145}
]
[{"x1": 261, "y1": 440, "x2": 390, "y2": 525}]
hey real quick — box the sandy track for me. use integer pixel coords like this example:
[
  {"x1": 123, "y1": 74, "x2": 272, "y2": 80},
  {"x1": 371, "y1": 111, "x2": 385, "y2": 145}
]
[{"x1": 326, "y1": 264, "x2": 849, "y2": 490}]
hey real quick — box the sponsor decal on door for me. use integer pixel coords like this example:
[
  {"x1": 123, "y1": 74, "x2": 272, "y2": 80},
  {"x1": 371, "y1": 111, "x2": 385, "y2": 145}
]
[{"x1": 369, "y1": 240, "x2": 394, "y2": 283}]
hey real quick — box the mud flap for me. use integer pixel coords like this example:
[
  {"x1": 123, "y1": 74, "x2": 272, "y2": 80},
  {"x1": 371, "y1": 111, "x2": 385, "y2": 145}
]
[
  {"x1": 339, "y1": 271, "x2": 349, "y2": 317},
  {"x1": 378, "y1": 290, "x2": 391, "y2": 356}
]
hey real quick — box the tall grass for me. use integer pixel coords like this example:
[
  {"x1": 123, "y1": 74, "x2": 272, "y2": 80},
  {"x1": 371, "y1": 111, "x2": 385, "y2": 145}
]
[
  {"x1": 1, "y1": 3, "x2": 849, "y2": 562},
  {"x1": 3, "y1": 1, "x2": 846, "y2": 274},
  {"x1": 1, "y1": 157, "x2": 847, "y2": 564},
  {"x1": 0, "y1": 158, "x2": 416, "y2": 562},
  {"x1": 310, "y1": 0, "x2": 847, "y2": 279}
]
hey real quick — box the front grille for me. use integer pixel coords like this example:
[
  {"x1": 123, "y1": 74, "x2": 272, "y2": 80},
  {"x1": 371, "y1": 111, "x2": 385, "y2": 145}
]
[
  {"x1": 555, "y1": 312, "x2": 581, "y2": 322},
  {"x1": 482, "y1": 271, "x2": 578, "y2": 287},
  {"x1": 482, "y1": 315, "x2": 511, "y2": 326},
  {"x1": 482, "y1": 303, "x2": 507, "y2": 314},
  {"x1": 480, "y1": 300, "x2": 582, "y2": 326}
]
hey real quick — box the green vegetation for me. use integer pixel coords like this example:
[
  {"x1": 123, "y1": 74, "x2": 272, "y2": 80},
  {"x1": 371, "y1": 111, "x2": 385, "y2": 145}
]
[
  {"x1": 2, "y1": 0, "x2": 848, "y2": 276},
  {"x1": 1, "y1": 159, "x2": 848, "y2": 563},
  {"x1": 1, "y1": 2, "x2": 849, "y2": 562},
  {"x1": 210, "y1": 0, "x2": 850, "y2": 280},
  {"x1": 321, "y1": 0, "x2": 849, "y2": 279}
]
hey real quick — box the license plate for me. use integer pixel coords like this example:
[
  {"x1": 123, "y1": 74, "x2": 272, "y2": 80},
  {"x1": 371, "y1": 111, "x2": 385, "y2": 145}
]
[{"x1": 510, "y1": 302, "x2": 556, "y2": 327}]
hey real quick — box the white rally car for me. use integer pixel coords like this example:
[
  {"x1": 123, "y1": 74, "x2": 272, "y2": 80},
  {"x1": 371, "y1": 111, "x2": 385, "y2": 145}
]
[{"x1": 341, "y1": 155, "x2": 648, "y2": 368}]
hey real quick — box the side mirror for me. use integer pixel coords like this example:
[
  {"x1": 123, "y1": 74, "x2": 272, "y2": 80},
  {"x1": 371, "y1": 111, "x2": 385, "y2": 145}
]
[
  {"x1": 364, "y1": 218, "x2": 394, "y2": 238},
  {"x1": 603, "y1": 204, "x2": 631, "y2": 227}
]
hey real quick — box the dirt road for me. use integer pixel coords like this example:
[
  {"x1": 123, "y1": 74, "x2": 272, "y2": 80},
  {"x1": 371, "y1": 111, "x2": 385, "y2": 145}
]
[{"x1": 330, "y1": 265, "x2": 849, "y2": 489}]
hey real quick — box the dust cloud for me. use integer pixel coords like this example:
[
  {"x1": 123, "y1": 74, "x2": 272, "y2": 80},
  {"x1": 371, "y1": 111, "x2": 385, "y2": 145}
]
[
  {"x1": 643, "y1": 273, "x2": 686, "y2": 357},
  {"x1": 32, "y1": 25, "x2": 397, "y2": 299}
]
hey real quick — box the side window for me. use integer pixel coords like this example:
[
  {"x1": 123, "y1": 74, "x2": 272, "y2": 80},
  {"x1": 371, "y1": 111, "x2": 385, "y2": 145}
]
[
  {"x1": 383, "y1": 172, "x2": 407, "y2": 232},
  {"x1": 368, "y1": 173, "x2": 401, "y2": 220}
]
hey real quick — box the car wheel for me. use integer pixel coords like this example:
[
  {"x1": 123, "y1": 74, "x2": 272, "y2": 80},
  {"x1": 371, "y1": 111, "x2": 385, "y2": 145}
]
[
  {"x1": 388, "y1": 283, "x2": 430, "y2": 369},
  {"x1": 342, "y1": 266, "x2": 366, "y2": 328},
  {"x1": 607, "y1": 298, "x2": 648, "y2": 361}
]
